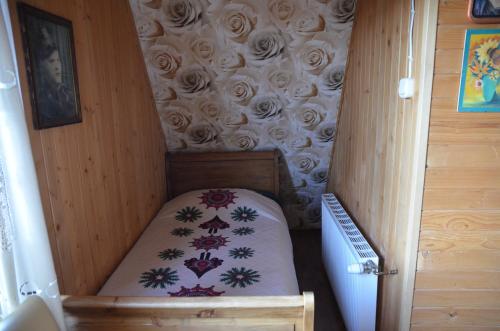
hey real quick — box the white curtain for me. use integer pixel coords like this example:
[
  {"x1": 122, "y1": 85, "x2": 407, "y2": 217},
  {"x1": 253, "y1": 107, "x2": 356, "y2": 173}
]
[{"x1": 0, "y1": 2, "x2": 65, "y2": 330}]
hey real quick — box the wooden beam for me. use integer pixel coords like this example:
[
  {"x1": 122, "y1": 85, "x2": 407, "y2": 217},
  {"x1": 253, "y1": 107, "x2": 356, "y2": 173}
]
[{"x1": 400, "y1": 1, "x2": 439, "y2": 329}]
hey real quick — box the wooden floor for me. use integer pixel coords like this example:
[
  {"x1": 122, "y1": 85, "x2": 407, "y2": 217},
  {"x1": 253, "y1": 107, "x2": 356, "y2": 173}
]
[{"x1": 290, "y1": 230, "x2": 345, "y2": 331}]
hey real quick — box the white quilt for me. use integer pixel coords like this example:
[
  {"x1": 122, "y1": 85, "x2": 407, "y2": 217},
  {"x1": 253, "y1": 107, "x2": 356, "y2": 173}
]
[{"x1": 98, "y1": 189, "x2": 299, "y2": 297}]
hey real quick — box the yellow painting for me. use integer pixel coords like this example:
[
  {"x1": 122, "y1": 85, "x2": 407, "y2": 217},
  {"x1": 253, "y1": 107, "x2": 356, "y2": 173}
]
[{"x1": 458, "y1": 29, "x2": 500, "y2": 112}]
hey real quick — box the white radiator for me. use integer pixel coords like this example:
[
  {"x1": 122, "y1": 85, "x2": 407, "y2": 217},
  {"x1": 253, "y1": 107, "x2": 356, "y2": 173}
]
[{"x1": 321, "y1": 193, "x2": 379, "y2": 331}]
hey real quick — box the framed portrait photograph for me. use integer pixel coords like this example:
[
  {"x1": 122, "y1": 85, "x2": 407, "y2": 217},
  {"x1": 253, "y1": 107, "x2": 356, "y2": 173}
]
[
  {"x1": 458, "y1": 29, "x2": 500, "y2": 112},
  {"x1": 17, "y1": 3, "x2": 81, "y2": 130},
  {"x1": 468, "y1": 0, "x2": 500, "y2": 23}
]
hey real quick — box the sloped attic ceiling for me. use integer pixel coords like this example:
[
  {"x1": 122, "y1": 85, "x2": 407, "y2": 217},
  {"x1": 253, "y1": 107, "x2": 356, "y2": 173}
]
[{"x1": 129, "y1": 0, "x2": 355, "y2": 228}]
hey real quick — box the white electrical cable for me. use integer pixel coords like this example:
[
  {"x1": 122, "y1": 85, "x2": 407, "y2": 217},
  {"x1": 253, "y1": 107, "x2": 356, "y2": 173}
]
[{"x1": 408, "y1": 0, "x2": 415, "y2": 78}]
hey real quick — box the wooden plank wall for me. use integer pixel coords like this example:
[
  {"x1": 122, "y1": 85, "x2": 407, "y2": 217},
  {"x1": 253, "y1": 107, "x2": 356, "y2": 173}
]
[
  {"x1": 9, "y1": 0, "x2": 166, "y2": 295},
  {"x1": 327, "y1": 0, "x2": 435, "y2": 329},
  {"x1": 411, "y1": 0, "x2": 500, "y2": 329}
]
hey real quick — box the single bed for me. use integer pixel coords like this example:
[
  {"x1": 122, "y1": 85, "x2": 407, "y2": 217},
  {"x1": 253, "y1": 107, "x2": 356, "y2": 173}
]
[
  {"x1": 62, "y1": 151, "x2": 313, "y2": 331},
  {"x1": 98, "y1": 188, "x2": 299, "y2": 297}
]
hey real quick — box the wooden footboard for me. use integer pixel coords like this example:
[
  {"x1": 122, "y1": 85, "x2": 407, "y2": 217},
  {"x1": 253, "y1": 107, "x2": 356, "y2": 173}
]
[{"x1": 62, "y1": 293, "x2": 314, "y2": 331}]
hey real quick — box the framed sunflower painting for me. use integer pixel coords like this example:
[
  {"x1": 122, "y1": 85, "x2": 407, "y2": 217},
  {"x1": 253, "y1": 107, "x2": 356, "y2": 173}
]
[{"x1": 458, "y1": 29, "x2": 500, "y2": 112}]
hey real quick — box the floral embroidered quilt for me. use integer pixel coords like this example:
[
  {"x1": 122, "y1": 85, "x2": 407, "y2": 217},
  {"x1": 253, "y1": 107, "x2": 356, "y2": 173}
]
[{"x1": 99, "y1": 189, "x2": 299, "y2": 297}]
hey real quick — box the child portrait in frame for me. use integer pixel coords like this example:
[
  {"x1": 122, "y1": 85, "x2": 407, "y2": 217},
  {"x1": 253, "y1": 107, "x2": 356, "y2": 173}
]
[
  {"x1": 468, "y1": 0, "x2": 500, "y2": 23},
  {"x1": 17, "y1": 3, "x2": 81, "y2": 130}
]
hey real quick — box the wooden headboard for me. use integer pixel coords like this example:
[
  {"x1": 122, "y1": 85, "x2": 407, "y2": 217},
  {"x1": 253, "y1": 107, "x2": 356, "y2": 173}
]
[{"x1": 166, "y1": 151, "x2": 279, "y2": 200}]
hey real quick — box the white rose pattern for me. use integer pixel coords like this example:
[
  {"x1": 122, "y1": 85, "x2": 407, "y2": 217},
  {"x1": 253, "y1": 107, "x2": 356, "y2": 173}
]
[
  {"x1": 316, "y1": 123, "x2": 336, "y2": 144},
  {"x1": 153, "y1": 84, "x2": 177, "y2": 106},
  {"x1": 267, "y1": 68, "x2": 293, "y2": 90},
  {"x1": 217, "y1": 50, "x2": 245, "y2": 72},
  {"x1": 161, "y1": 0, "x2": 203, "y2": 29},
  {"x1": 188, "y1": 123, "x2": 218, "y2": 145},
  {"x1": 268, "y1": 0, "x2": 297, "y2": 28},
  {"x1": 295, "y1": 101, "x2": 325, "y2": 130},
  {"x1": 176, "y1": 65, "x2": 212, "y2": 95},
  {"x1": 293, "y1": 13, "x2": 325, "y2": 36},
  {"x1": 190, "y1": 36, "x2": 215, "y2": 64},
  {"x1": 130, "y1": 0, "x2": 355, "y2": 228},
  {"x1": 219, "y1": 3, "x2": 257, "y2": 43},
  {"x1": 267, "y1": 124, "x2": 289, "y2": 143},
  {"x1": 248, "y1": 29, "x2": 287, "y2": 62},
  {"x1": 299, "y1": 40, "x2": 333, "y2": 74},
  {"x1": 135, "y1": 16, "x2": 164, "y2": 44},
  {"x1": 139, "y1": 0, "x2": 161, "y2": 9},
  {"x1": 331, "y1": 0, "x2": 357, "y2": 24},
  {"x1": 220, "y1": 112, "x2": 248, "y2": 129},
  {"x1": 197, "y1": 96, "x2": 224, "y2": 119},
  {"x1": 228, "y1": 130, "x2": 259, "y2": 150},
  {"x1": 288, "y1": 136, "x2": 312, "y2": 151},
  {"x1": 160, "y1": 104, "x2": 191, "y2": 133},
  {"x1": 311, "y1": 168, "x2": 328, "y2": 184},
  {"x1": 225, "y1": 72, "x2": 257, "y2": 105},
  {"x1": 250, "y1": 95, "x2": 285, "y2": 120},
  {"x1": 321, "y1": 65, "x2": 345, "y2": 96},
  {"x1": 146, "y1": 43, "x2": 182, "y2": 79},
  {"x1": 290, "y1": 80, "x2": 318, "y2": 100}
]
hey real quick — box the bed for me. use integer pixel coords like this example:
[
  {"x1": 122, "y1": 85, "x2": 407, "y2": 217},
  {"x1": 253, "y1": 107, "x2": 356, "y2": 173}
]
[
  {"x1": 98, "y1": 188, "x2": 298, "y2": 297},
  {"x1": 62, "y1": 151, "x2": 314, "y2": 331}
]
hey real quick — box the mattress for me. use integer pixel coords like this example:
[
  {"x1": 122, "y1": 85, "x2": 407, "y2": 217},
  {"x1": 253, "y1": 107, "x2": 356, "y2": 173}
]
[{"x1": 98, "y1": 189, "x2": 299, "y2": 297}]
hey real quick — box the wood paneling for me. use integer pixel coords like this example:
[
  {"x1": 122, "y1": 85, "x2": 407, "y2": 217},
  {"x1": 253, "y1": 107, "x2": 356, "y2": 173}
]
[
  {"x1": 413, "y1": 290, "x2": 500, "y2": 308},
  {"x1": 434, "y1": 49, "x2": 463, "y2": 74},
  {"x1": 424, "y1": 169, "x2": 500, "y2": 188},
  {"x1": 417, "y1": 250, "x2": 500, "y2": 271},
  {"x1": 9, "y1": 0, "x2": 166, "y2": 295},
  {"x1": 436, "y1": 25, "x2": 482, "y2": 49},
  {"x1": 423, "y1": 188, "x2": 500, "y2": 210},
  {"x1": 428, "y1": 121, "x2": 500, "y2": 144},
  {"x1": 419, "y1": 231, "x2": 500, "y2": 252},
  {"x1": 427, "y1": 145, "x2": 500, "y2": 168},
  {"x1": 327, "y1": 0, "x2": 438, "y2": 329},
  {"x1": 411, "y1": 308, "x2": 500, "y2": 328},
  {"x1": 430, "y1": 97, "x2": 500, "y2": 119},
  {"x1": 415, "y1": 271, "x2": 500, "y2": 290},
  {"x1": 432, "y1": 75, "x2": 460, "y2": 98},
  {"x1": 412, "y1": 0, "x2": 500, "y2": 328},
  {"x1": 421, "y1": 211, "x2": 500, "y2": 232},
  {"x1": 412, "y1": 327, "x2": 500, "y2": 331}
]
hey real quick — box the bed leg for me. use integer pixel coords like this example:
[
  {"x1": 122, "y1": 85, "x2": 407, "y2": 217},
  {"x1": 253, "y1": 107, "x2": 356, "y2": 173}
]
[{"x1": 303, "y1": 291, "x2": 315, "y2": 331}]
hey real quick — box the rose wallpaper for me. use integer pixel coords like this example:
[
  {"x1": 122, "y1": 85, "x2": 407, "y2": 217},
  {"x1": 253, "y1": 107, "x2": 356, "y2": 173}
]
[{"x1": 129, "y1": 0, "x2": 355, "y2": 228}]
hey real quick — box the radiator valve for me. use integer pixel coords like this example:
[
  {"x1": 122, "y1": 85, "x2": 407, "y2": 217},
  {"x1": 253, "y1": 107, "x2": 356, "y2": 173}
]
[{"x1": 347, "y1": 260, "x2": 398, "y2": 276}]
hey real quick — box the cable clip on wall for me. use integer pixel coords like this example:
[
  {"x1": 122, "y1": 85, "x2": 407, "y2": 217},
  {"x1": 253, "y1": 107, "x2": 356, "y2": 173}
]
[{"x1": 399, "y1": 0, "x2": 416, "y2": 99}]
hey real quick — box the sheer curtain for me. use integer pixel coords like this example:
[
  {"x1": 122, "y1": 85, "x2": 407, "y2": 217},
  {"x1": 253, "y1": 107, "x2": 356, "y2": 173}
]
[{"x1": 0, "y1": 2, "x2": 65, "y2": 330}]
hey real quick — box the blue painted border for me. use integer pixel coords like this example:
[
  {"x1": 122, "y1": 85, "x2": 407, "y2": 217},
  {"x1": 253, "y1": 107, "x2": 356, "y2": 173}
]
[{"x1": 457, "y1": 28, "x2": 500, "y2": 113}]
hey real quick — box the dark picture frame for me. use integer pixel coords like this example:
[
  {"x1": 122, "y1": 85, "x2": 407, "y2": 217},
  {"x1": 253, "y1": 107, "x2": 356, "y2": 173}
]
[
  {"x1": 468, "y1": 0, "x2": 500, "y2": 23},
  {"x1": 17, "y1": 3, "x2": 81, "y2": 130}
]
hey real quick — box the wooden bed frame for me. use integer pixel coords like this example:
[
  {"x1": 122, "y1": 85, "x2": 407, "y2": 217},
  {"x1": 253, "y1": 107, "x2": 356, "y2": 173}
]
[
  {"x1": 61, "y1": 151, "x2": 314, "y2": 331},
  {"x1": 166, "y1": 150, "x2": 280, "y2": 200},
  {"x1": 62, "y1": 294, "x2": 314, "y2": 331}
]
